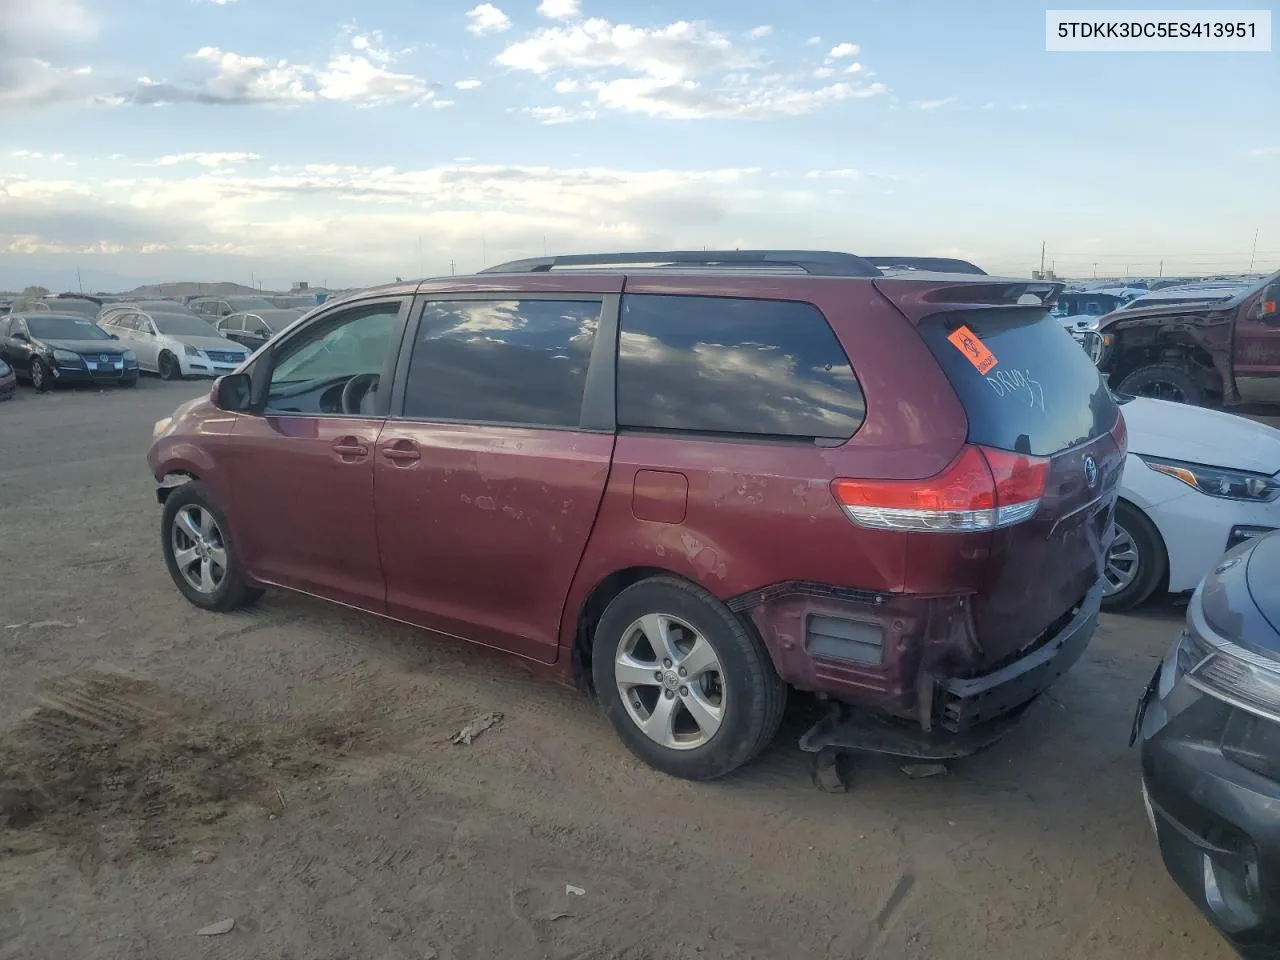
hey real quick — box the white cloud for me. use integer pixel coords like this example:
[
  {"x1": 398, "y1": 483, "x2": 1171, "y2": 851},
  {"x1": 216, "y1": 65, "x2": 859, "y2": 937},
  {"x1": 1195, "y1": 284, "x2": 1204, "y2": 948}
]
[
  {"x1": 828, "y1": 42, "x2": 859, "y2": 59},
  {"x1": 498, "y1": 16, "x2": 885, "y2": 120},
  {"x1": 536, "y1": 0, "x2": 581, "y2": 19},
  {"x1": 0, "y1": 0, "x2": 97, "y2": 107},
  {"x1": 1250, "y1": 147, "x2": 1280, "y2": 157},
  {"x1": 153, "y1": 152, "x2": 262, "y2": 168},
  {"x1": 526, "y1": 104, "x2": 596, "y2": 124},
  {"x1": 121, "y1": 44, "x2": 436, "y2": 107},
  {"x1": 199, "y1": 0, "x2": 240, "y2": 4},
  {"x1": 455, "y1": 79, "x2": 483, "y2": 89},
  {"x1": 748, "y1": 26, "x2": 773, "y2": 38},
  {"x1": 467, "y1": 3, "x2": 512, "y2": 36},
  {"x1": 910, "y1": 97, "x2": 955, "y2": 110},
  {"x1": 431, "y1": 99, "x2": 455, "y2": 109},
  {"x1": 812, "y1": 67, "x2": 834, "y2": 79},
  {"x1": 806, "y1": 36, "x2": 821, "y2": 45}
]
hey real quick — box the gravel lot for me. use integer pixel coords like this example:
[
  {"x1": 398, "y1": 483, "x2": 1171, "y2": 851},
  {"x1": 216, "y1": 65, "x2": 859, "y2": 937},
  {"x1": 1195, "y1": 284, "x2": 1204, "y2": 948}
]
[{"x1": 0, "y1": 379, "x2": 1257, "y2": 960}]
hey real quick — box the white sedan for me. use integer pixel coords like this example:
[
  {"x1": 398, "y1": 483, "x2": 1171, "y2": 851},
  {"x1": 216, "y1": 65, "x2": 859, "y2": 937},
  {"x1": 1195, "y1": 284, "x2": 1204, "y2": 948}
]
[
  {"x1": 99, "y1": 305, "x2": 250, "y2": 380},
  {"x1": 1104, "y1": 395, "x2": 1280, "y2": 610}
]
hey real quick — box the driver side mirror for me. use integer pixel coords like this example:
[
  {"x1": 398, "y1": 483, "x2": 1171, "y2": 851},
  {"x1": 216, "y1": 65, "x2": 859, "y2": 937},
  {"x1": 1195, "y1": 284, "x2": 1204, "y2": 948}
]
[
  {"x1": 211, "y1": 372, "x2": 253, "y2": 413},
  {"x1": 13, "y1": 331, "x2": 29, "y2": 342}
]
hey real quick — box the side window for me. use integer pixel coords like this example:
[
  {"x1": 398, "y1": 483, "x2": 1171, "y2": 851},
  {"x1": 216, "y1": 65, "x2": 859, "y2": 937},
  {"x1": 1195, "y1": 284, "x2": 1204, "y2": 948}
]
[
  {"x1": 246, "y1": 315, "x2": 270, "y2": 336},
  {"x1": 401, "y1": 299, "x2": 601, "y2": 428},
  {"x1": 0, "y1": 317, "x2": 10, "y2": 337},
  {"x1": 617, "y1": 295, "x2": 865, "y2": 441},
  {"x1": 266, "y1": 301, "x2": 403, "y2": 414},
  {"x1": 222, "y1": 314, "x2": 244, "y2": 332}
]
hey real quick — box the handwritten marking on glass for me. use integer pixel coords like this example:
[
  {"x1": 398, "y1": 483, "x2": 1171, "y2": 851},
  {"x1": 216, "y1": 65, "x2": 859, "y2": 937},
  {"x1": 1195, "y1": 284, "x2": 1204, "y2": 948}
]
[{"x1": 986, "y1": 368, "x2": 1045, "y2": 411}]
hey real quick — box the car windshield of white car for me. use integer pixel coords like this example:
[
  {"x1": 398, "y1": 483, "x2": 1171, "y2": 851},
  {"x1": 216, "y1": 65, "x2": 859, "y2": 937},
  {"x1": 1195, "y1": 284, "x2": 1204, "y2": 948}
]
[
  {"x1": 28, "y1": 316, "x2": 111, "y2": 340},
  {"x1": 153, "y1": 314, "x2": 220, "y2": 338}
]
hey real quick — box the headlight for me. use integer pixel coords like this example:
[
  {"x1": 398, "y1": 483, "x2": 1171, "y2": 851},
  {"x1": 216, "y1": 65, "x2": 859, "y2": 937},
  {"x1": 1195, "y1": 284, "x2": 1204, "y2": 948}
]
[
  {"x1": 123, "y1": 349, "x2": 137, "y2": 362},
  {"x1": 52, "y1": 348, "x2": 82, "y2": 364},
  {"x1": 1186, "y1": 636, "x2": 1280, "y2": 725},
  {"x1": 1140, "y1": 456, "x2": 1280, "y2": 502},
  {"x1": 184, "y1": 345, "x2": 203, "y2": 357},
  {"x1": 153, "y1": 416, "x2": 172, "y2": 439},
  {"x1": 0, "y1": 358, "x2": 10, "y2": 375}
]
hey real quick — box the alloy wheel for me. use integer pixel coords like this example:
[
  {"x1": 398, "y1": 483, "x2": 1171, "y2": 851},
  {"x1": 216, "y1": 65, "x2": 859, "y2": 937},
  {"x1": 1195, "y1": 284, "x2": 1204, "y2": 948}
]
[
  {"x1": 171, "y1": 504, "x2": 227, "y2": 594},
  {"x1": 614, "y1": 613, "x2": 725, "y2": 751},
  {"x1": 1103, "y1": 524, "x2": 1140, "y2": 596}
]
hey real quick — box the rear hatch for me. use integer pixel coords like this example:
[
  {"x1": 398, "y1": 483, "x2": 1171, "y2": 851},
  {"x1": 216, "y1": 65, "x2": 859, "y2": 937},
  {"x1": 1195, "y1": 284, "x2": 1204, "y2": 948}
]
[{"x1": 908, "y1": 295, "x2": 1125, "y2": 666}]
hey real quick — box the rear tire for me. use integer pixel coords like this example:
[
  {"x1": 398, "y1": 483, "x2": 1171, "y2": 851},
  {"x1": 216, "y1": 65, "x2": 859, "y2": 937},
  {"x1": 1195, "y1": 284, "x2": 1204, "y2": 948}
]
[
  {"x1": 161, "y1": 482, "x2": 263, "y2": 612},
  {"x1": 592, "y1": 576, "x2": 786, "y2": 780},
  {"x1": 158, "y1": 352, "x2": 182, "y2": 381},
  {"x1": 1102, "y1": 501, "x2": 1167, "y2": 613},
  {"x1": 1117, "y1": 364, "x2": 1204, "y2": 406}
]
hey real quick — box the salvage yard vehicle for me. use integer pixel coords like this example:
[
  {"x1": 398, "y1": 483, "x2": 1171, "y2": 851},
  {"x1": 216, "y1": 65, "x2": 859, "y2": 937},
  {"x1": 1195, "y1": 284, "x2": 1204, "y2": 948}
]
[
  {"x1": 213, "y1": 308, "x2": 305, "y2": 351},
  {"x1": 189, "y1": 295, "x2": 279, "y2": 320},
  {"x1": 1106, "y1": 394, "x2": 1280, "y2": 611},
  {"x1": 148, "y1": 249, "x2": 1126, "y2": 781},
  {"x1": 0, "y1": 356, "x2": 15, "y2": 400},
  {"x1": 1095, "y1": 270, "x2": 1280, "y2": 407},
  {"x1": 0, "y1": 312, "x2": 138, "y2": 390},
  {"x1": 1135, "y1": 529, "x2": 1280, "y2": 958},
  {"x1": 99, "y1": 302, "x2": 249, "y2": 380}
]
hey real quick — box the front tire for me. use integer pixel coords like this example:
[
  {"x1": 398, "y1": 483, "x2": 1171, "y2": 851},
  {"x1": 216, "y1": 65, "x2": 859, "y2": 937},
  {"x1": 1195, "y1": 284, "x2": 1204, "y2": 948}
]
[
  {"x1": 158, "y1": 351, "x2": 183, "y2": 381},
  {"x1": 592, "y1": 577, "x2": 786, "y2": 780},
  {"x1": 29, "y1": 358, "x2": 52, "y2": 392},
  {"x1": 1102, "y1": 501, "x2": 1167, "y2": 612},
  {"x1": 1117, "y1": 364, "x2": 1204, "y2": 406},
  {"x1": 161, "y1": 483, "x2": 263, "y2": 612}
]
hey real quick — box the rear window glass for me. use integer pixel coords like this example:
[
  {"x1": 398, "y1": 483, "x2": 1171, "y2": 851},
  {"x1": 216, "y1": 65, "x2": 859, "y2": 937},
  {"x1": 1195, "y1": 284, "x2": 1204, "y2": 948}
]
[
  {"x1": 618, "y1": 294, "x2": 865, "y2": 441},
  {"x1": 918, "y1": 307, "x2": 1117, "y2": 456}
]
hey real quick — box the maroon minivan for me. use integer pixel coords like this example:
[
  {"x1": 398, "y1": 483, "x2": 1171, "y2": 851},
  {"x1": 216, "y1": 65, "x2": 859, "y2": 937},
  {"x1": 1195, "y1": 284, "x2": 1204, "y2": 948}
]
[{"x1": 148, "y1": 250, "x2": 1127, "y2": 780}]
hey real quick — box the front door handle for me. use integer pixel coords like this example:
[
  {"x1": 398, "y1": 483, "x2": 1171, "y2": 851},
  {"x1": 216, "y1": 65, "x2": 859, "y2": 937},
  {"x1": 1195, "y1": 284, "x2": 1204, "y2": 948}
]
[
  {"x1": 380, "y1": 440, "x2": 421, "y2": 465},
  {"x1": 332, "y1": 436, "x2": 369, "y2": 461}
]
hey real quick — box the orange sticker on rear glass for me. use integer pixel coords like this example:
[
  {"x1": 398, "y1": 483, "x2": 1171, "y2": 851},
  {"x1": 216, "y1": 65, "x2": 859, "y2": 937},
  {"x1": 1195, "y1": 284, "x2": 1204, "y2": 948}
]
[{"x1": 946, "y1": 325, "x2": 998, "y2": 374}]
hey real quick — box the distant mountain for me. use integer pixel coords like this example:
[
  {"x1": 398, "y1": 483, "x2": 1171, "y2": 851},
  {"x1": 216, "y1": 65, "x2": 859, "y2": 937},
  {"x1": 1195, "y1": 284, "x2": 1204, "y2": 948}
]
[{"x1": 122, "y1": 281, "x2": 267, "y2": 298}]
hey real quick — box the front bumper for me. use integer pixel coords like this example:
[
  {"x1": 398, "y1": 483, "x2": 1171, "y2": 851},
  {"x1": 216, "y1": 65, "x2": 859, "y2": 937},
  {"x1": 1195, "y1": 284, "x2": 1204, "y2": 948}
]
[
  {"x1": 180, "y1": 353, "x2": 245, "y2": 378},
  {"x1": 801, "y1": 584, "x2": 1102, "y2": 759},
  {"x1": 51, "y1": 358, "x2": 139, "y2": 384},
  {"x1": 1138, "y1": 646, "x2": 1280, "y2": 957},
  {"x1": 1143, "y1": 483, "x2": 1280, "y2": 593}
]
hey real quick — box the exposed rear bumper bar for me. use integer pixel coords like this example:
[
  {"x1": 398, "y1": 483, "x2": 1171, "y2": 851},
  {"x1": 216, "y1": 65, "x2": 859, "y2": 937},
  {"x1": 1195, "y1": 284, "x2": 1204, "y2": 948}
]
[
  {"x1": 799, "y1": 583, "x2": 1102, "y2": 759},
  {"x1": 938, "y1": 583, "x2": 1101, "y2": 732}
]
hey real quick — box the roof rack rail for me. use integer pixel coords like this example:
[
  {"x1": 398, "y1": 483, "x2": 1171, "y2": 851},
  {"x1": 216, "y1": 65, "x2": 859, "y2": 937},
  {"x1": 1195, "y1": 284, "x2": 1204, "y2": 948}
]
[
  {"x1": 866, "y1": 257, "x2": 987, "y2": 276},
  {"x1": 479, "y1": 249, "x2": 882, "y2": 278}
]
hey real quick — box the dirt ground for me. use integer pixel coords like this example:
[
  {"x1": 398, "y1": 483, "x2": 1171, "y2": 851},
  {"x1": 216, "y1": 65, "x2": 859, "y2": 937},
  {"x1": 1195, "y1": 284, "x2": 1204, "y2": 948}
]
[{"x1": 0, "y1": 379, "x2": 1265, "y2": 960}]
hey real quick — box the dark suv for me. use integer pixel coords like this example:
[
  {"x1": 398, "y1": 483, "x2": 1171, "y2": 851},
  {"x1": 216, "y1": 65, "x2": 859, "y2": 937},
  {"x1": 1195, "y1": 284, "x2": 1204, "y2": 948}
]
[{"x1": 148, "y1": 250, "x2": 1126, "y2": 780}]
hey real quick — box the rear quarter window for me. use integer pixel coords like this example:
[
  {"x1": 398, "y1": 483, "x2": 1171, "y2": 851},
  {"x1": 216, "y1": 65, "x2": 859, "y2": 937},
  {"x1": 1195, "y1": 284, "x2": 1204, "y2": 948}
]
[
  {"x1": 918, "y1": 307, "x2": 1118, "y2": 456},
  {"x1": 618, "y1": 294, "x2": 865, "y2": 442}
]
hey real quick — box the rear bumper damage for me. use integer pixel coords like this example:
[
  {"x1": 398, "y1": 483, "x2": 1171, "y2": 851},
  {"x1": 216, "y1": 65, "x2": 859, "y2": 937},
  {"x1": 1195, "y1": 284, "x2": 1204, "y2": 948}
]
[{"x1": 739, "y1": 581, "x2": 1101, "y2": 760}]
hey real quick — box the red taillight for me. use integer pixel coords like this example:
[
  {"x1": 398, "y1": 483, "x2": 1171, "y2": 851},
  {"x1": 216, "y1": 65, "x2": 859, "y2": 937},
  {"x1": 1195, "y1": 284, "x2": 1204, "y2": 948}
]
[
  {"x1": 1110, "y1": 411, "x2": 1128, "y2": 455},
  {"x1": 832, "y1": 445, "x2": 1049, "y2": 532}
]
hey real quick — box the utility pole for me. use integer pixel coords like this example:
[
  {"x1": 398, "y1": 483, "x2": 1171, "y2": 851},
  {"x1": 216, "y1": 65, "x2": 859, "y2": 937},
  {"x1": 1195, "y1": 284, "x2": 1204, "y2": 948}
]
[
  {"x1": 1040, "y1": 241, "x2": 1046, "y2": 277},
  {"x1": 481, "y1": 233, "x2": 487, "y2": 268},
  {"x1": 1250, "y1": 227, "x2": 1260, "y2": 272},
  {"x1": 1159, "y1": 260, "x2": 1163, "y2": 278},
  {"x1": 449, "y1": 258, "x2": 456, "y2": 276},
  {"x1": 76, "y1": 265, "x2": 83, "y2": 293},
  {"x1": 543, "y1": 234, "x2": 548, "y2": 256},
  {"x1": 1093, "y1": 262, "x2": 1098, "y2": 279}
]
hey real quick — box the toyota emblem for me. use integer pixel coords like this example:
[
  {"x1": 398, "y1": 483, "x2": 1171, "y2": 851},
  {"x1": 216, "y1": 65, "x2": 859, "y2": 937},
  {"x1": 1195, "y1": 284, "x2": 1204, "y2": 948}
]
[{"x1": 1084, "y1": 455, "x2": 1099, "y2": 489}]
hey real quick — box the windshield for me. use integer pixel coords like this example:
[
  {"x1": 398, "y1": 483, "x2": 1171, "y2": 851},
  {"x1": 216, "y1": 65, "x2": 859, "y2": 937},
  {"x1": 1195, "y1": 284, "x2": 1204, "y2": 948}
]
[
  {"x1": 918, "y1": 307, "x2": 1118, "y2": 457},
  {"x1": 227, "y1": 296, "x2": 276, "y2": 311},
  {"x1": 153, "y1": 313, "x2": 221, "y2": 337},
  {"x1": 28, "y1": 316, "x2": 112, "y2": 341}
]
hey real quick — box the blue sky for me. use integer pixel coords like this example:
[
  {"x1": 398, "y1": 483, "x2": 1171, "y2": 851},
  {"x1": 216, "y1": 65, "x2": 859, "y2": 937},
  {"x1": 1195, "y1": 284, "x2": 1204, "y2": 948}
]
[{"x1": 1, "y1": 0, "x2": 1276, "y2": 290}]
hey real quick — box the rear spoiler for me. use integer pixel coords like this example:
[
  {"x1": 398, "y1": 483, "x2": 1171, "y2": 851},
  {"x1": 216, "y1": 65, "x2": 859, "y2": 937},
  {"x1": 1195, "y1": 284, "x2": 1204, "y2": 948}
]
[
  {"x1": 874, "y1": 278, "x2": 1065, "y2": 324},
  {"x1": 866, "y1": 257, "x2": 988, "y2": 276}
]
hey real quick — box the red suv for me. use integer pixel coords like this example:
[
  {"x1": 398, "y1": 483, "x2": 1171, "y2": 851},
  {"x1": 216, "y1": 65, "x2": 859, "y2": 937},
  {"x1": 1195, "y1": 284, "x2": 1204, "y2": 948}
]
[{"x1": 148, "y1": 250, "x2": 1127, "y2": 780}]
